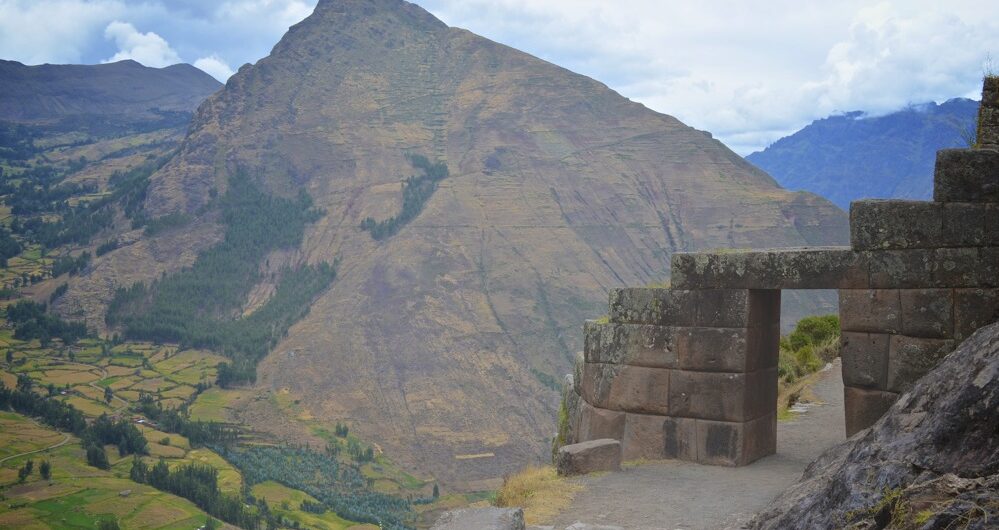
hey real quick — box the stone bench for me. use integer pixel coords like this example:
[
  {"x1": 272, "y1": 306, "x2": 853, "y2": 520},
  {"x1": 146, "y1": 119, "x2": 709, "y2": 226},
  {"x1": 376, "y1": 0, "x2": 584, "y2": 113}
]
[{"x1": 555, "y1": 439, "x2": 621, "y2": 476}]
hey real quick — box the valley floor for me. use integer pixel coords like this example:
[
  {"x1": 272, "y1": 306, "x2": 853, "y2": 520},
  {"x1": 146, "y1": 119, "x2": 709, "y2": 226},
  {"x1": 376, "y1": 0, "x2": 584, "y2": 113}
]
[{"x1": 549, "y1": 360, "x2": 846, "y2": 530}]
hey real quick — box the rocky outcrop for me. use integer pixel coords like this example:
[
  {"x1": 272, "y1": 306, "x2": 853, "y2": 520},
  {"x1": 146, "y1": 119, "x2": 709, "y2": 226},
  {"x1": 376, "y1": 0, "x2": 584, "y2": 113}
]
[
  {"x1": 749, "y1": 321, "x2": 999, "y2": 529},
  {"x1": 431, "y1": 507, "x2": 525, "y2": 530}
]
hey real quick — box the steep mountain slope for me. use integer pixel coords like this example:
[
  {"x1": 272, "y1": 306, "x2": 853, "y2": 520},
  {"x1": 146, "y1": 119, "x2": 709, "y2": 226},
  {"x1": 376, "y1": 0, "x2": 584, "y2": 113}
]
[
  {"x1": 0, "y1": 59, "x2": 221, "y2": 126},
  {"x1": 747, "y1": 99, "x2": 979, "y2": 209},
  {"x1": 69, "y1": 0, "x2": 847, "y2": 487}
]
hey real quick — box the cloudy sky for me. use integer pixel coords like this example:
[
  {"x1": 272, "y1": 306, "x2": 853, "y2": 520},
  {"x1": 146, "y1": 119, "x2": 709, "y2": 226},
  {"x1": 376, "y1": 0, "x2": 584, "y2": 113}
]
[{"x1": 1, "y1": 0, "x2": 996, "y2": 154}]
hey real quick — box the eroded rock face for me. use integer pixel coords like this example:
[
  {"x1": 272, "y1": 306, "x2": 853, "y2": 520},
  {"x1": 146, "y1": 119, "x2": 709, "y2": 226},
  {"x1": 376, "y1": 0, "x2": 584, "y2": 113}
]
[{"x1": 749, "y1": 322, "x2": 999, "y2": 529}]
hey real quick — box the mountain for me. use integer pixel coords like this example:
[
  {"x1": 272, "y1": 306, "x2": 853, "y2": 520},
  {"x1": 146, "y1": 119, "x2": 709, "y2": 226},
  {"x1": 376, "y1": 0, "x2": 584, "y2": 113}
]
[
  {"x1": 746, "y1": 98, "x2": 979, "y2": 209},
  {"x1": 0, "y1": 59, "x2": 221, "y2": 126},
  {"x1": 60, "y1": 0, "x2": 847, "y2": 487}
]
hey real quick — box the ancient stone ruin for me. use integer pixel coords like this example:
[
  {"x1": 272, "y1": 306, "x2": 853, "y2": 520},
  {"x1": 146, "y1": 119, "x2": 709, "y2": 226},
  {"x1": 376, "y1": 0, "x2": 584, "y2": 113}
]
[{"x1": 563, "y1": 76, "x2": 999, "y2": 467}]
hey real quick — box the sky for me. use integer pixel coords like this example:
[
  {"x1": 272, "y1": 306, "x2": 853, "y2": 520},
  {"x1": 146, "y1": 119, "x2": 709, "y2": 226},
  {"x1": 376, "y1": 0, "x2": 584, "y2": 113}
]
[{"x1": 0, "y1": 0, "x2": 996, "y2": 154}]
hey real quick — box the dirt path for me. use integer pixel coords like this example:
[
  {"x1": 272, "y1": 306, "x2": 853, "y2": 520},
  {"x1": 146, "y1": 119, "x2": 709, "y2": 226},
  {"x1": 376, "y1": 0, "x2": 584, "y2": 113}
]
[
  {"x1": 0, "y1": 421, "x2": 71, "y2": 465},
  {"x1": 549, "y1": 360, "x2": 846, "y2": 530}
]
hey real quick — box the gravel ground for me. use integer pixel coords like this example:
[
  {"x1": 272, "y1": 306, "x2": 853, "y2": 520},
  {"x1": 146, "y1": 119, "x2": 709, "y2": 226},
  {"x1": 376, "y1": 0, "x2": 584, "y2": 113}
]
[{"x1": 549, "y1": 360, "x2": 846, "y2": 530}]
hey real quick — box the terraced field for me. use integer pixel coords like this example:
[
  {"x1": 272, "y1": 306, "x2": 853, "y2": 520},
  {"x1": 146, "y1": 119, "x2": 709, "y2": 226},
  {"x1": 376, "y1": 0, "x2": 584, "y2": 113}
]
[
  {"x1": 0, "y1": 413, "x2": 211, "y2": 529},
  {"x1": 0, "y1": 328, "x2": 456, "y2": 528}
]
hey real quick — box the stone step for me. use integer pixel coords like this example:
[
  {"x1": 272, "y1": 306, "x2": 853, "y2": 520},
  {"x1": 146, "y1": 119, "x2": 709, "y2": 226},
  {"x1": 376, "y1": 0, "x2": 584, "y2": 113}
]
[
  {"x1": 432, "y1": 507, "x2": 525, "y2": 530},
  {"x1": 933, "y1": 148, "x2": 999, "y2": 203},
  {"x1": 850, "y1": 199, "x2": 996, "y2": 250}
]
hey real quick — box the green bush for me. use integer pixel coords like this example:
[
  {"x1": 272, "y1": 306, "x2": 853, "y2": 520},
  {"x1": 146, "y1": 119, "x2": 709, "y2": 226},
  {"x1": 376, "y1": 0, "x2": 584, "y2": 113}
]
[{"x1": 778, "y1": 314, "x2": 840, "y2": 384}]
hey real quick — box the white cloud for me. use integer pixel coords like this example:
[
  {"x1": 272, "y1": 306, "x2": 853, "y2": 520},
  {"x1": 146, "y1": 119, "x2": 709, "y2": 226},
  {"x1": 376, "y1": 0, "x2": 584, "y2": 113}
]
[
  {"x1": 194, "y1": 54, "x2": 235, "y2": 81},
  {"x1": 423, "y1": 0, "x2": 998, "y2": 154},
  {"x1": 103, "y1": 20, "x2": 181, "y2": 67},
  {"x1": 1, "y1": 0, "x2": 996, "y2": 154},
  {"x1": 0, "y1": 0, "x2": 124, "y2": 64}
]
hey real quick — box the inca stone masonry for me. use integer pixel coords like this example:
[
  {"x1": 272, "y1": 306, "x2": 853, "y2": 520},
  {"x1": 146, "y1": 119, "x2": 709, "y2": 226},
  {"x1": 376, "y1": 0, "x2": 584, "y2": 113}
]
[{"x1": 560, "y1": 76, "x2": 999, "y2": 467}]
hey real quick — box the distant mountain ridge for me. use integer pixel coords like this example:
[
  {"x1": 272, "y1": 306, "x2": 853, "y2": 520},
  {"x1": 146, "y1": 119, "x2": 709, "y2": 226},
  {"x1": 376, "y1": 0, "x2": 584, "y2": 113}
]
[
  {"x1": 746, "y1": 98, "x2": 979, "y2": 209},
  {"x1": 0, "y1": 59, "x2": 221, "y2": 125}
]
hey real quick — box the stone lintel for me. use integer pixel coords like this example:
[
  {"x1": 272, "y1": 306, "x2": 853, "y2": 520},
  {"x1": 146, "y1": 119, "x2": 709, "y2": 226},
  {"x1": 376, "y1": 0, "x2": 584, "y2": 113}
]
[{"x1": 670, "y1": 247, "x2": 864, "y2": 290}]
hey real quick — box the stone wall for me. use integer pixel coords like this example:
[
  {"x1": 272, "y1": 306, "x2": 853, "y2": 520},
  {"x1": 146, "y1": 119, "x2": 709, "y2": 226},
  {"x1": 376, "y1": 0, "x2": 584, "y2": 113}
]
[{"x1": 564, "y1": 77, "x2": 999, "y2": 465}]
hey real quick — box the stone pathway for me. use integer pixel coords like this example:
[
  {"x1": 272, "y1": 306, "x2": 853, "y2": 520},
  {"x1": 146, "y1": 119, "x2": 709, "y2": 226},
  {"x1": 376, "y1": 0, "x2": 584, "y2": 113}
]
[{"x1": 549, "y1": 360, "x2": 846, "y2": 530}]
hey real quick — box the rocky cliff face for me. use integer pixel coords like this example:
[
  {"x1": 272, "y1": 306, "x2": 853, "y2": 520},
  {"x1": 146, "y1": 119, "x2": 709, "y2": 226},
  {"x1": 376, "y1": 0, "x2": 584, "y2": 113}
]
[
  {"x1": 72, "y1": 0, "x2": 848, "y2": 486},
  {"x1": 750, "y1": 321, "x2": 999, "y2": 529}
]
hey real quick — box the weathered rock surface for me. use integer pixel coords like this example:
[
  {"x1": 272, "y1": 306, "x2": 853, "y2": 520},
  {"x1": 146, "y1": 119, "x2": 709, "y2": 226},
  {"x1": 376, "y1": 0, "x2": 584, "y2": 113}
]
[
  {"x1": 431, "y1": 507, "x2": 525, "y2": 530},
  {"x1": 556, "y1": 439, "x2": 621, "y2": 476},
  {"x1": 749, "y1": 321, "x2": 999, "y2": 529}
]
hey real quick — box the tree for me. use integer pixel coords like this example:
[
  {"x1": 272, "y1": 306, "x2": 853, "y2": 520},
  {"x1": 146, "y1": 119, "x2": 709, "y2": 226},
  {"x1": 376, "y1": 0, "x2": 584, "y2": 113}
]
[
  {"x1": 16, "y1": 372, "x2": 32, "y2": 392},
  {"x1": 205, "y1": 517, "x2": 219, "y2": 530},
  {"x1": 104, "y1": 386, "x2": 113, "y2": 404},
  {"x1": 5, "y1": 350, "x2": 12, "y2": 364},
  {"x1": 40, "y1": 459, "x2": 51, "y2": 480},
  {"x1": 86, "y1": 443, "x2": 110, "y2": 469},
  {"x1": 433, "y1": 483, "x2": 439, "y2": 499},
  {"x1": 17, "y1": 459, "x2": 33, "y2": 483},
  {"x1": 129, "y1": 456, "x2": 148, "y2": 483}
]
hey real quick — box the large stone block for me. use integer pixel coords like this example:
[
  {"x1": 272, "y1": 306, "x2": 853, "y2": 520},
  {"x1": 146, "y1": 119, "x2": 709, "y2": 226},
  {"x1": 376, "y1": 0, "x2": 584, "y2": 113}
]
[
  {"x1": 980, "y1": 76, "x2": 999, "y2": 148},
  {"x1": 844, "y1": 386, "x2": 898, "y2": 436},
  {"x1": 694, "y1": 289, "x2": 780, "y2": 328},
  {"x1": 671, "y1": 247, "x2": 867, "y2": 290},
  {"x1": 675, "y1": 325, "x2": 779, "y2": 372},
  {"x1": 694, "y1": 414, "x2": 776, "y2": 466},
  {"x1": 954, "y1": 288, "x2": 999, "y2": 341},
  {"x1": 561, "y1": 374, "x2": 582, "y2": 446},
  {"x1": 899, "y1": 289, "x2": 953, "y2": 339},
  {"x1": 942, "y1": 203, "x2": 988, "y2": 247},
  {"x1": 622, "y1": 413, "x2": 667, "y2": 461},
  {"x1": 864, "y1": 249, "x2": 934, "y2": 289},
  {"x1": 555, "y1": 439, "x2": 622, "y2": 476},
  {"x1": 932, "y1": 247, "x2": 986, "y2": 287},
  {"x1": 581, "y1": 363, "x2": 670, "y2": 415},
  {"x1": 668, "y1": 368, "x2": 776, "y2": 422},
  {"x1": 662, "y1": 416, "x2": 697, "y2": 461},
  {"x1": 934, "y1": 148, "x2": 999, "y2": 203},
  {"x1": 851, "y1": 200, "x2": 943, "y2": 250},
  {"x1": 580, "y1": 362, "x2": 619, "y2": 407},
  {"x1": 578, "y1": 401, "x2": 625, "y2": 441},
  {"x1": 676, "y1": 327, "x2": 748, "y2": 372},
  {"x1": 608, "y1": 288, "x2": 695, "y2": 326},
  {"x1": 583, "y1": 321, "x2": 676, "y2": 368},
  {"x1": 432, "y1": 507, "x2": 525, "y2": 530},
  {"x1": 986, "y1": 204, "x2": 999, "y2": 246},
  {"x1": 840, "y1": 332, "x2": 889, "y2": 390},
  {"x1": 887, "y1": 335, "x2": 955, "y2": 393},
  {"x1": 850, "y1": 200, "x2": 990, "y2": 250},
  {"x1": 573, "y1": 351, "x2": 583, "y2": 396},
  {"x1": 839, "y1": 289, "x2": 902, "y2": 334}
]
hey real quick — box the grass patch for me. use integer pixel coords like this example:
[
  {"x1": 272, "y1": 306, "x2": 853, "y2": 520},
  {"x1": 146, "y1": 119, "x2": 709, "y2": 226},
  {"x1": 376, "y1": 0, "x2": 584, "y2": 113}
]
[{"x1": 494, "y1": 466, "x2": 581, "y2": 525}]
